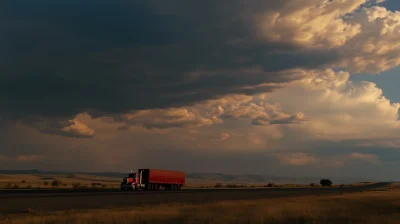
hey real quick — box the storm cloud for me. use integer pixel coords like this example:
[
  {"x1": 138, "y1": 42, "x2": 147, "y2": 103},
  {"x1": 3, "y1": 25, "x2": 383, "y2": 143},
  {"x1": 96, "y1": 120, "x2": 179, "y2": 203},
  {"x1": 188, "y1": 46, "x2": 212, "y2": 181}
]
[{"x1": 1, "y1": 0, "x2": 354, "y2": 122}]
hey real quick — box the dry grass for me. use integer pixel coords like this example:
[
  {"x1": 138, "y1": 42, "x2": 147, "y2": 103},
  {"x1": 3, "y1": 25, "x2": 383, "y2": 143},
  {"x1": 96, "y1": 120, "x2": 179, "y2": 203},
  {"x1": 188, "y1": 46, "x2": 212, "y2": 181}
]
[
  {"x1": 0, "y1": 174, "x2": 121, "y2": 189},
  {"x1": 0, "y1": 174, "x2": 375, "y2": 190},
  {"x1": 2, "y1": 187, "x2": 400, "y2": 223}
]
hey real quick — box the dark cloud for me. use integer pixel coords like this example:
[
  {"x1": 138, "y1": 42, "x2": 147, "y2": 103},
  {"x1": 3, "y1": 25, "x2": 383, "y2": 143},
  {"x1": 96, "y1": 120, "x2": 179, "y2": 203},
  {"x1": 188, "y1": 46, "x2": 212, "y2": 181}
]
[{"x1": 1, "y1": 0, "x2": 342, "y2": 122}]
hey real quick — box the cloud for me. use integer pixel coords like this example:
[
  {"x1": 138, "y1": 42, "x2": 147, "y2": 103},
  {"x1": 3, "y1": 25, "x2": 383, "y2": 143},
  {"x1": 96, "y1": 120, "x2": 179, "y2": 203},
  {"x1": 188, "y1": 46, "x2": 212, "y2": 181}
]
[
  {"x1": 20, "y1": 115, "x2": 95, "y2": 138},
  {"x1": 265, "y1": 69, "x2": 400, "y2": 141},
  {"x1": 338, "y1": 6, "x2": 400, "y2": 73},
  {"x1": 275, "y1": 152, "x2": 320, "y2": 166},
  {"x1": 252, "y1": 112, "x2": 305, "y2": 126},
  {"x1": 112, "y1": 93, "x2": 306, "y2": 130},
  {"x1": 254, "y1": 0, "x2": 367, "y2": 48},
  {"x1": 348, "y1": 152, "x2": 381, "y2": 164},
  {"x1": 274, "y1": 152, "x2": 381, "y2": 167},
  {"x1": 2, "y1": 0, "x2": 400, "y2": 134},
  {"x1": 115, "y1": 108, "x2": 221, "y2": 130}
]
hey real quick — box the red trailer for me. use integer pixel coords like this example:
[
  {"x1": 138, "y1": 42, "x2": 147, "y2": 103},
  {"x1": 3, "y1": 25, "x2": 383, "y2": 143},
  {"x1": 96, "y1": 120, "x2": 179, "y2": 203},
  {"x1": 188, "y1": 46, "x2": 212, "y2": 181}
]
[{"x1": 120, "y1": 168, "x2": 185, "y2": 191}]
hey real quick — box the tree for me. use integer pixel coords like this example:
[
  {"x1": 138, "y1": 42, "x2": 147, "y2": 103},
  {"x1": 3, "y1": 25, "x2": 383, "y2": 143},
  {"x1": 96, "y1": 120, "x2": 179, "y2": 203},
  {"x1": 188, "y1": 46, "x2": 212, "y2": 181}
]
[
  {"x1": 320, "y1": 179, "x2": 332, "y2": 187},
  {"x1": 51, "y1": 179, "x2": 62, "y2": 187}
]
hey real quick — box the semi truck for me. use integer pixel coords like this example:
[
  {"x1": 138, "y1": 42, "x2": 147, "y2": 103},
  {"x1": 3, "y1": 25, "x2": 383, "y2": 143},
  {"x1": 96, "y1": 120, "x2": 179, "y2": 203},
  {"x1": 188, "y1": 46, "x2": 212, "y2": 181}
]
[{"x1": 120, "y1": 168, "x2": 185, "y2": 191}]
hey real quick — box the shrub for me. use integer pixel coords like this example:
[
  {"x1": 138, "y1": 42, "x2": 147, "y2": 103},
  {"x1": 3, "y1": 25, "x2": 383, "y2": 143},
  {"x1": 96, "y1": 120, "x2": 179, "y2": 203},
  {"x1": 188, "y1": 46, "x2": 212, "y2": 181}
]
[
  {"x1": 12, "y1": 184, "x2": 19, "y2": 189},
  {"x1": 21, "y1": 180, "x2": 26, "y2": 183},
  {"x1": 227, "y1": 184, "x2": 237, "y2": 188},
  {"x1": 44, "y1": 181, "x2": 49, "y2": 186},
  {"x1": 72, "y1": 182, "x2": 81, "y2": 188},
  {"x1": 51, "y1": 179, "x2": 62, "y2": 187},
  {"x1": 27, "y1": 185, "x2": 32, "y2": 189},
  {"x1": 310, "y1": 183, "x2": 316, "y2": 187},
  {"x1": 101, "y1": 184, "x2": 107, "y2": 188},
  {"x1": 265, "y1": 183, "x2": 274, "y2": 188},
  {"x1": 67, "y1": 174, "x2": 76, "y2": 178},
  {"x1": 215, "y1": 183, "x2": 222, "y2": 188},
  {"x1": 5, "y1": 183, "x2": 12, "y2": 189}
]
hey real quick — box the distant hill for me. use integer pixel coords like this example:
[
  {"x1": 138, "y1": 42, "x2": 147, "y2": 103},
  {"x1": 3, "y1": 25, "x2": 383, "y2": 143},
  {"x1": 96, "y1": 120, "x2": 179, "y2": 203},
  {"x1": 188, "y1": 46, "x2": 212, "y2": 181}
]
[{"x1": 0, "y1": 170, "x2": 378, "y2": 184}]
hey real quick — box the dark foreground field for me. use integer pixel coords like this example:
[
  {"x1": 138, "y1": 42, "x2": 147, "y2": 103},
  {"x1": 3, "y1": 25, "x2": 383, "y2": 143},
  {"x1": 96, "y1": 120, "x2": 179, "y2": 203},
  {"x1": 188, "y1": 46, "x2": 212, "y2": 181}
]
[
  {"x1": 0, "y1": 182, "x2": 390, "y2": 214},
  {"x1": 0, "y1": 183, "x2": 399, "y2": 224}
]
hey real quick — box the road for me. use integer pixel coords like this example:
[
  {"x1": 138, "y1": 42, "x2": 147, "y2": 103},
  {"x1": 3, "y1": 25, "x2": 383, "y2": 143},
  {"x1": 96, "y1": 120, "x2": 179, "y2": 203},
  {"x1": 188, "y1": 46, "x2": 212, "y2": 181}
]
[{"x1": 0, "y1": 182, "x2": 390, "y2": 214}]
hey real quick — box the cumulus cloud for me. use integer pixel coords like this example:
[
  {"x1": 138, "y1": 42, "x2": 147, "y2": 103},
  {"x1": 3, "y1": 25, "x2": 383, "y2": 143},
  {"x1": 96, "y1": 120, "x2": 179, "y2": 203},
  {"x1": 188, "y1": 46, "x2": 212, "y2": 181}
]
[
  {"x1": 116, "y1": 108, "x2": 221, "y2": 130},
  {"x1": 113, "y1": 93, "x2": 306, "y2": 130},
  {"x1": 339, "y1": 6, "x2": 400, "y2": 73},
  {"x1": 254, "y1": 0, "x2": 367, "y2": 48},
  {"x1": 21, "y1": 115, "x2": 95, "y2": 138},
  {"x1": 252, "y1": 0, "x2": 400, "y2": 73},
  {"x1": 264, "y1": 68, "x2": 400, "y2": 141}
]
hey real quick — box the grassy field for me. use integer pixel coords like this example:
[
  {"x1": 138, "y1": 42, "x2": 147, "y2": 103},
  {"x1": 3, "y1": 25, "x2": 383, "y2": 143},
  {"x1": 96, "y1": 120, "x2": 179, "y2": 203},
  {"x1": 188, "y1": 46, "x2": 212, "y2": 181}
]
[
  {"x1": 0, "y1": 174, "x2": 121, "y2": 189},
  {"x1": 0, "y1": 174, "x2": 372, "y2": 190},
  {"x1": 1, "y1": 184, "x2": 398, "y2": 224}
]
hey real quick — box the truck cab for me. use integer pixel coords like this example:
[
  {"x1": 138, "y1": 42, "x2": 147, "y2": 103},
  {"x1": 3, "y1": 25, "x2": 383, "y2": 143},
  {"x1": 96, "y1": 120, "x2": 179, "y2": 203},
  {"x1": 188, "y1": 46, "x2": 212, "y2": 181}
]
[{"x1": 120, "y1": 171, "x2": 145, "y2": 190}]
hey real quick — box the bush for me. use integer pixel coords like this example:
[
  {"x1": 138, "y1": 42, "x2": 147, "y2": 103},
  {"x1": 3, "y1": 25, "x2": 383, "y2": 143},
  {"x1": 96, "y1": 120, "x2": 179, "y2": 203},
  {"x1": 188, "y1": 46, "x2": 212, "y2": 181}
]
[
  {"x1": 67, "y1": 174, "x2": 76, "y2": 178},
  {"x1": 310, "y1": 183, "x2": 316, "y2": 187},
  {"x1": 12, "y1": 184, "x2": 19, "y2": 189},
  {"x1": 44, "y1": 181, "x2": 49, "y2": 186},
  {"x1": 5, "y1": 183, "x2": 12, "y2": 189},
  {"x1": 264, "y1": 183, "x2": 274, "y2": 188},
  {"x1": 72, "y1": 182, "x2": 81, "y2": 188},
  {"x1": 227, "y1": 184, "x2": 237, "y2": 188},
  {"x1": 215, "y1": 183, "x2": 222, "y2": 188},
  {"x1": 27, "y1": 185, "x2": 32, "y2": 189},
  {"x1": 21, "y1": 180, "x2": 26, "y2": 183},
  {"x1": 51, "y1": 179, "x2": 62, "y2": 187},
  {"x1": 101, "y1": 184, "x2": 107, "y2": 188},
  {"x1": 320, "y1": 179, "x2": 333, "y2": 187}
]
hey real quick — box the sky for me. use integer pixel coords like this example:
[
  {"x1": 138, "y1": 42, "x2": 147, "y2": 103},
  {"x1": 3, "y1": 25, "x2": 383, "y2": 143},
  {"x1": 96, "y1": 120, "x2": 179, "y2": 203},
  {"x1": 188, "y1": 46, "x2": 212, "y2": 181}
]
[{"x1": 2, "y1": 0, "x2": 400, "y2": 180}]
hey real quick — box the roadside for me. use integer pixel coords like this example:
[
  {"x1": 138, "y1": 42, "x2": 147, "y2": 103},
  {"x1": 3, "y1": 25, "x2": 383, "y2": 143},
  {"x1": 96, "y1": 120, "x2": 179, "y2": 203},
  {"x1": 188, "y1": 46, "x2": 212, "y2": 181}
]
[{"x1": 1, "y1": 184, "x2": 398, "y2": 224}]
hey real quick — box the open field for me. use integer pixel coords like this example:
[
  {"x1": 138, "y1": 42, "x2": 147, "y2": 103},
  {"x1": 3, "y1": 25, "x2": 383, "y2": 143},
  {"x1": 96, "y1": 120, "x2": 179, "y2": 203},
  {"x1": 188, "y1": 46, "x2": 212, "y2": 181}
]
[
  {"x1": 0, "y1": 174, "x2": 122, "y2": 189},
  {"x1": 0, "y1": 174, "x2": 374, "y2": 190},
  {"x1": 0, "y1": 183, "x2": 398, "y2": 223}
]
